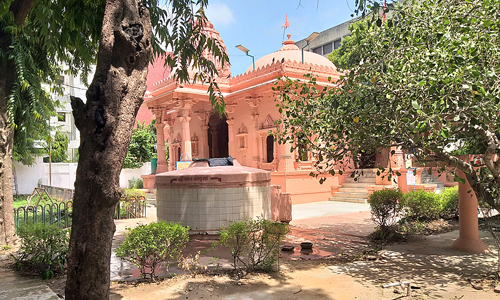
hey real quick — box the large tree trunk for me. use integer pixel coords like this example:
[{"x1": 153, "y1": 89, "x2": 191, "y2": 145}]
[
  {"x1": 0, "y1": 0, "x2": 36, "y2": 246},
  {"x1": 65, "y1": 0, "x2": 152, "y2": 299},
  {"x1": 0, "y1": 71, "x2": 16, "y2": 246}
]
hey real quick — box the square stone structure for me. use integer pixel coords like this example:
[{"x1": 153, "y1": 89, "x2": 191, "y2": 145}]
[{"x1": 156, "y1": 159, "x2": 271, "y2": 231}]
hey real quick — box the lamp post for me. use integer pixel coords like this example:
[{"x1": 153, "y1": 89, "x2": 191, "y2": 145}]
[
  {"x1": 236, "y1": 44, "x2": 255, "y2": 70},
  {"x1": 301, "y1": 32, "x2": 320, "y2": 64}
]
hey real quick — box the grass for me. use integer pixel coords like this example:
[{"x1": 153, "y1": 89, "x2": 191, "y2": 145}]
[{"x1": 13, "y1": 195, "x2": 56, "y2": 209}]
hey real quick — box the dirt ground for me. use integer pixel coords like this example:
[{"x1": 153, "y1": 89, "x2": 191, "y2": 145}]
[{"x1": 42, "y1": 219, "x2": 500, "y2": 300}]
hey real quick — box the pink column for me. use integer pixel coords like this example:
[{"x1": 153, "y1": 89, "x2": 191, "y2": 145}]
[
  {"x1": 155, "y1": 122, "x2": 168, "y2": 173},
  {"x1": 196, "y1": 111, "x2": 209, "y2": 158},
  {"x1": 450, "y1": 170, "x2": 489, "y2": 253},
  {"x1": 246, "y1": 97, "x2": 260, "y2": 168}
]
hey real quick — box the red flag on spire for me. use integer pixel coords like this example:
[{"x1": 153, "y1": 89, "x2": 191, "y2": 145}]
[{"x1": 282, "y1": 14, "x2": 289, "y2": 29}]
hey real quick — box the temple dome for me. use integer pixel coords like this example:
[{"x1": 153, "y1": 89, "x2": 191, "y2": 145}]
[{"x1": 245, "y1": 34, "x2": 336, "y2": 73}]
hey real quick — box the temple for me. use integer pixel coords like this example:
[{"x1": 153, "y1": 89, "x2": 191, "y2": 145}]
[{"x1": 140, "y1": 21, "x2": 435, "y2": 205}]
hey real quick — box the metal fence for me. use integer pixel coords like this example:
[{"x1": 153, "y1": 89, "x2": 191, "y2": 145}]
[
  {"x1": 115, "y1": 196, "x2": 147, "y2": 219},
  {"x1": 14, "y1": 197, "x2": 147, "y2": 230},
  {"x1": 14, "y1": 201, "x2": 73, "y2": 229}
]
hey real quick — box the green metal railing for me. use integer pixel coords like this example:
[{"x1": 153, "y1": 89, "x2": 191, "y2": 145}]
[{"x1": 14, "y1": 196, "x2": 147, "y2": 230}]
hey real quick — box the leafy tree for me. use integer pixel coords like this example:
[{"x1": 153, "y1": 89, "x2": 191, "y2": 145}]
[
  {"x1": 275, "y1": 0, "x2": 500, "y2": 211},
  {"x1": 123, "y1": 122, "x2": 157, "y2": 169},
  {"x1": 44, "y1": 132, "x2": 69, "y2": 163},
  {"x1": 1, "y1": 0, "x2": 228, "y2": 298},
  {"x1": 65, "y1": 1, "x2": 227, "y2": 299}
]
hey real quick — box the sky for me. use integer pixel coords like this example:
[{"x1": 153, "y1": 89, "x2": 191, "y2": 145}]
[{"x1": 205, "y1": 0, "x2": 356, "y2": 76}]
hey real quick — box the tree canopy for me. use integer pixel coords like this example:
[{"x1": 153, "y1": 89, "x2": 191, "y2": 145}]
[
  {"x1": 275, "y1": 0, "x2": 500, "y2": 209},
  {"x1": 123, "y1": 122, "x2": 157, "y2": 169}
]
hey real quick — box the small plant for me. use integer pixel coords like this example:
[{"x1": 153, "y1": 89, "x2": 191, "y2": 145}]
[
  {"x1": 368, "y1": 189, "x2": 404, "y2": 230},
  {"x1": 439, "y1": 186, "x2": 459, "y2": 219},
  {"x1": 122, "y1": 188, "x2": 146, "y2": 199},
  {"x1": 1, "y1": 245, "x2": 10, "y2": 251},
  {"x1": 15, "y1": 223, "x2": 69, "y2": 279},
  {"x1": 116, "y1": 221, "x2": 189, "y2": 281},
  {"x1": 216, "y1": 217, "x2": 289, "y2": 273},
  {"x1": 128, "y1": 177, "x2": 143, "y2": 189},
  {"x1": 209, "y1": 256, "x2": 221, "y2": 272},
  {"x1": 179, "y1": 251, "x2": 207, "y2": 274},
  {"x1": 402, "y1": 189, "x2": 441, "y2": 221}
]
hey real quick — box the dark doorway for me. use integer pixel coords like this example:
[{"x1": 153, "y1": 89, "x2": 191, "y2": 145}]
[
  {"x1": 177, "y1": 147, "x2": 181, "y2": 162},
  {"x1": 208, "y1": 113, "x2": 229, "y2": 158},
  {"x1": 266, "y1": 135, "x2": 274, "y2": 163},
  {"x1": 358, "y1": 149, "x2": 376, "y2": 169}
]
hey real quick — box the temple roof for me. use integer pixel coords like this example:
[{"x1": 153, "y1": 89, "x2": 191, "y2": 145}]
[{"x1": 244, "y1": 34, "x2": 336, "y2": 73}]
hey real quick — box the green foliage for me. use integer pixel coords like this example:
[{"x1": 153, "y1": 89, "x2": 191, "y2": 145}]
[
  {"x1": 128, "y1": 178, "x2": 144, "y2": 190},
  {"x1": 276, "y1": 0, "x2": 500, "y2": 210},
  {"x1": 402, "y1": 190, "x2": 441, "y2": 221},
  {"x1": 122, "y1": 188, "x2": 146, "y2": 199},
  {"x1": 368, "y1": 189, "x2": 404, "y2": 229},
  {"x1": 439, "y1": 186, "x2": 459, "y2": 219},
  {"x1": 44, "y1": 131, "x2": 69, "y2": 163},
  {"x1": 16, "y1": 223, "x2": 69, "y2": 279},
  {"x1": 216, "y1": 217, "x2": 289, "y2": 273},
  {"x1": 116, "y1": 221, "x2": 189, "y2": 280},
  {"x1": 123, "y1": 122, "x2": 156, "y2": 169}
]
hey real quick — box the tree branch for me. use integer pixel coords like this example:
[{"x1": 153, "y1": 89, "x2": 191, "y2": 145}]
[{"x1": 9, "y1": 0, "x2": 35, "y2": 26}]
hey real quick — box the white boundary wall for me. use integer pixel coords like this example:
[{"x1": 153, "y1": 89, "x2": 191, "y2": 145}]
[{"x1": 13, "y1": 159, "x2": 152, "y2": 194}]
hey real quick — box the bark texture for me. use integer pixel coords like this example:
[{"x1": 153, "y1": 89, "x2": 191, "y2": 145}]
[
  {"x1": 0, "y1": 68, "x2": 16, "y2": 246},
  {"x1": 65, "y1": 0, "x2": 152, "y2": 298}
]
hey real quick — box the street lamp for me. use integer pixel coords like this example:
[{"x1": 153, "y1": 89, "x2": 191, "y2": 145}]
[
  {"x1": 302, "y1": 32, "x2": 320, "y2": 64},
  {"x1": 236, "y1": 44, "x2": 255, "y2": 70}
]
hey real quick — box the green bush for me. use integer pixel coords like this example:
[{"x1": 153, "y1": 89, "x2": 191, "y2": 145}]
[
  {"x1": 440, "y1": 186, "x2": 459, "y2": 219},
  {"x1": 216, "y1": 217, "x2": 289, "y2": 273},
  {"x1": 402, "y1": 189, "x2": 441, "y2": 220},
  {"x1": 116, "y1": 221, "x2": 189, "y2": 280},
  {"x1": 128, "y1": 178, "x2": 143, "y2": 189},
  {"x1": 16, "y1": 223, "x2": 69, "y2": 279},
  {"x1": 368, "y1": 189, "x2": 404, "y2": 230},
  {"x1": 122, "y1": 188, "x2": 146, "y2": 199}
]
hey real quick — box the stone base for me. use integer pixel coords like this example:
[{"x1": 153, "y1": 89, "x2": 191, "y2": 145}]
[
  {"x1": 141, "y1": 174, "x2": 156, "y2": 190},
  {"x1": 450, "y1": 237, "x2": 490, "y2": 254}
]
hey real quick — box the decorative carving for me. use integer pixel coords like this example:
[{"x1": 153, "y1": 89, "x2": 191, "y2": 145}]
[
  {"x1": 260, "y1": 114, "x2": 275, "y2": 129},
  {"x1": 238, "y1": 123, "x2": 248, "y2": 135},
  {"x1": 173, "y1": 133, "x2": 182, "y2": 144},
  {"x1": 191, "y1": 133, "x2": 199, "y2": 156}
]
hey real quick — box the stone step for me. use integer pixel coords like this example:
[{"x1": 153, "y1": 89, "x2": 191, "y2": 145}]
[
  {"x1": 333, "y1": 192, "x2": 369, "y2": 198},
  {"x1": 344, "y1": 177, "x2": 376, "y2": 184},
  {"x1": 342, "y1": 182, "x2": 374, "y2": 188},
  {"x1": 329, "y1": 196, "x2": 368, "y2": 204},
  {"x1": 338, "y1": 187, "x2": 368, "y2": 193}
]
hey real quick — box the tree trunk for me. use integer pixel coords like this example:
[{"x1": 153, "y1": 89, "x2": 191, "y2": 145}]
[
  {"x1": 0, "y1": 71, "x2": 16, "y2": 246},
  {"x1": 65, "y1": 0, "x2": 151, "y2": 299}
]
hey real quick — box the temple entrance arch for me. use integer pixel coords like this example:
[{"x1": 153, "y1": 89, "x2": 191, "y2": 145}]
[{"x1": 207, "y1": 113, "x2": 228, "y2": 158}]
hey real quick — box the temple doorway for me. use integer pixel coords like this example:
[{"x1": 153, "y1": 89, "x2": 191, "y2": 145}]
[
  {"x1": 208, "y1": 113, "x2": 229, "y2": 158},
  {"x1": 266, "y1": 135, "x2": 274, "y2": 163},
  {"x1": 358, "y1": 149, "x2": 376, "y2": 169}
]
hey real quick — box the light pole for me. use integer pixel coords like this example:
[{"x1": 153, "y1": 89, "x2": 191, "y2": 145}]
[
  {"x1": 235, "y1": 45, "x2": 255, "y2": 70},
  {"x1": 302, "y1": 32, "x2": 320, "y2": 64}
]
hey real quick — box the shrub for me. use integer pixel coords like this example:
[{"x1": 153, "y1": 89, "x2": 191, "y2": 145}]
[
  {"x1": 216, "y1": 217, "x2": 289, "y2": 273},
  {"x1": 440, "y1": 186, "x2": 459, "y2": 219},
  {"x1": 128, "y1": 177, "x2": 143, "y2": 189},
  {"x1": 402, "y1": 189, "x2": 441, "y2": 220},
  {"x1": 116, "y1": 221, "x2": 189, "y2": 280},
  {"x1": 368, "y1": 189, "x2": 404, "y2": 230},
  {"x1": 16, "y1": 223, "x2": 69, "y2": 279},
  {"x1": 122, "y1": 188, "x2": 146, "y2": 199}
]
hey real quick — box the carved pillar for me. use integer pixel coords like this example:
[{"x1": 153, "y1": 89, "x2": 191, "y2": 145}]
[
  {"x1": 166, "y1": 118, "x2": 176, "y2": 171},
  {"x1": 152, "y1": 108, "x2": 168, "y2": 173},
  {"x1": 178, "y1": 100, "x2": 195, "y2": 160},
  {"x1": 226, "y1": 103, "x2": 237, "y2": 157},
  {"x1": 196, "y1": 111, "x2": 210, "y2": 158},
  {"x1": 246, "y1": 97, "x2": 260, "y2": 168}
]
